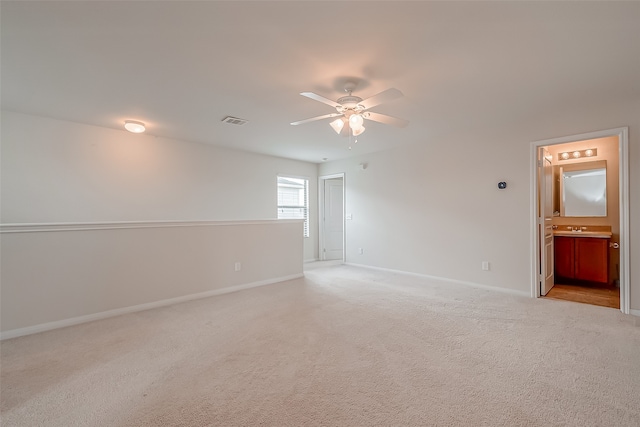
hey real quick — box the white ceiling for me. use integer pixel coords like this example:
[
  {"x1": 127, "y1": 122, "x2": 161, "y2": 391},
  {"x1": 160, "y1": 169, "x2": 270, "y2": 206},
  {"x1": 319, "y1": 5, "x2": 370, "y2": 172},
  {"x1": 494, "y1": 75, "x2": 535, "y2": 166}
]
[{"x1": 2, "y1": 1, "x2": 639, "y2": 163}]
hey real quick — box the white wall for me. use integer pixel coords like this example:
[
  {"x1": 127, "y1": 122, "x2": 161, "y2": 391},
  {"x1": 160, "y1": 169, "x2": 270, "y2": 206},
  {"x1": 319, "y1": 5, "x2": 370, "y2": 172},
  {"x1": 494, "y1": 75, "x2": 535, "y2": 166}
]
[
  {"x1": 0, "y1": 220, "x2": 303, "y2": 337},
  {"x1": 0, "y1": 111, "x2": 318, "y2": 260},
  {"x1": 319, "y1": 99, "x2": 640, "y2": 310}
]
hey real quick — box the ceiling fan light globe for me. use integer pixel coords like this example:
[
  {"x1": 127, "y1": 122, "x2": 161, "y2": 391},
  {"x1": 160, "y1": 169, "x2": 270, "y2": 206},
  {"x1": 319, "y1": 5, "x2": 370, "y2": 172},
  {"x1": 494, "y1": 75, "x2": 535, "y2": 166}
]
[
  {"x1": 329, "y1": 118, "x2": 345, "y2": 134},
  {"x1": 352, "y1": 126, "x2": 365, "y2": 136},
  {"x1": 349, "y1": 114, "x2": 364, "y2": 130}
]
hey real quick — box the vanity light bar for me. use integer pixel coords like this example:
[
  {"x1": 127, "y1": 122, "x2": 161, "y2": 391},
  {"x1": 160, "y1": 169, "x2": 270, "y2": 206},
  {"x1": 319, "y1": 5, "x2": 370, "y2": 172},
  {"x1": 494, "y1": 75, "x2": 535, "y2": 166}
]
[{"x1": 558, "y1": 148, "x2": 597, "y2": 161}]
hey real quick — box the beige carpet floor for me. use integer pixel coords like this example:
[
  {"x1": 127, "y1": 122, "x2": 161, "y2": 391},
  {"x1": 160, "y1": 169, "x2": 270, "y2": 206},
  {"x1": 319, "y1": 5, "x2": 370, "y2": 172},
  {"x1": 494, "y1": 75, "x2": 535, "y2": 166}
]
[{"x1": 1, "y1": 264, "x2": 639, "y2": 426}]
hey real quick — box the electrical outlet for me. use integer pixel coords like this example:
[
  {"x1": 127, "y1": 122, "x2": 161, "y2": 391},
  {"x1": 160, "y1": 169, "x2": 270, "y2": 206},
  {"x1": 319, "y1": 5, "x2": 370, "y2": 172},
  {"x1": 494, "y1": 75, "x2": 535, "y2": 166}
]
[
  {"x1": 358, "y1": 248, "x2": 364, "y2": 255},
  {"x1": 482, "y1": 261, "x2": 490, "y2": 271},
  {"x1": 234, "y1": 262, "x2": 241, "y2": 272}
]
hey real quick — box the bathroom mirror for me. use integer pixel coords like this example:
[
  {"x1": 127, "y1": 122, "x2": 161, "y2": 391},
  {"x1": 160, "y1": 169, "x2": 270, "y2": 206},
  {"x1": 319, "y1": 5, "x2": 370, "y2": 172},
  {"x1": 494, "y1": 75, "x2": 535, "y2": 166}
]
[{"x1": 559, "y1": 160, "x2": 607, "y2": 217}]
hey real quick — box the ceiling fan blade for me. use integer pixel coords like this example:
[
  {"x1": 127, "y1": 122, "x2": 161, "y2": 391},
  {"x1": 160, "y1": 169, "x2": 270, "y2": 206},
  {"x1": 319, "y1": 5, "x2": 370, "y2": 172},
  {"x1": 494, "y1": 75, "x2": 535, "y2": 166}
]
[
  {"x1": 363, "y1": 112, "x2": 409, "y2": 128},
  {"x1": 359, "y1": 88, "x2": 404, "y2": 110},
  {"x1": 300, "y1": 92, "x2": 340, "y2": 108},
  {"x1": 290, "y1": 112, "x2": 342, "y2": 126}
]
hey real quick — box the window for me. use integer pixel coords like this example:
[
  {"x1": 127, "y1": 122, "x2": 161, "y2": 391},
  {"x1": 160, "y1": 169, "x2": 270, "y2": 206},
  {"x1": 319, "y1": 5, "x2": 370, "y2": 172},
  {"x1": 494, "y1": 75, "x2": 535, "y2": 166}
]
[{"x1": 277, "y1": 176, "x2": 309, "y2": 237}]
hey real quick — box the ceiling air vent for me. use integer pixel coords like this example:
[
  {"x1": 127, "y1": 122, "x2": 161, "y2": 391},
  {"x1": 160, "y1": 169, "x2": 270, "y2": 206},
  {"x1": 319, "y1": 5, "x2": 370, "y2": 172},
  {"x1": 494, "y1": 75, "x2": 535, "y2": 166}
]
[{"x1": 221, "y1": 116, "x2": 248, "y2": 126}]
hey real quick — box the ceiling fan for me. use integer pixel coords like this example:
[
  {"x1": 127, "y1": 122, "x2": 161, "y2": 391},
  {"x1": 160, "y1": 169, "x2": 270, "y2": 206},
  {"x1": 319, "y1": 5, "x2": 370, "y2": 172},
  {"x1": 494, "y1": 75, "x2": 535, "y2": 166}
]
[{"x1": 290, "y1": 82, "x2": 409, "y2": 137}]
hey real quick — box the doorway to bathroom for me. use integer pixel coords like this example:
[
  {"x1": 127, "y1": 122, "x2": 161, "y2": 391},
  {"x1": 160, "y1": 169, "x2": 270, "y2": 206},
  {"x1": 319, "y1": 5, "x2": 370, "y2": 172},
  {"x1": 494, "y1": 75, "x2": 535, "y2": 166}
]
[{"x1": 531, "y1": 128, "x2": 630, "y2": 313}]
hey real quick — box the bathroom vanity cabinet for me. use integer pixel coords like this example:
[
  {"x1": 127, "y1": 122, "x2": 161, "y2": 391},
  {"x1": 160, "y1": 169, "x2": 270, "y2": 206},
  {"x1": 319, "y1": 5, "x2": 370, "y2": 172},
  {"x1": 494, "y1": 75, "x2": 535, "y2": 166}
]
[{"x1": 554, "y1": 236, "x2": 609, "y2": 284}]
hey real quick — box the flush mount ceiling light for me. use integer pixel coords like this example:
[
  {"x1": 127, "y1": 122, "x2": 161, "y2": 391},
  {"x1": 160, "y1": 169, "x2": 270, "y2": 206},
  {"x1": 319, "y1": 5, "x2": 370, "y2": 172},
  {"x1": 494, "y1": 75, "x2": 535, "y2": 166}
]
[
  {"x1": 290, "y1": 81, "x2": 409, "y2": 138},
  {"x1": 124, "y1": 120, "x2": 146, "y2": 133}
]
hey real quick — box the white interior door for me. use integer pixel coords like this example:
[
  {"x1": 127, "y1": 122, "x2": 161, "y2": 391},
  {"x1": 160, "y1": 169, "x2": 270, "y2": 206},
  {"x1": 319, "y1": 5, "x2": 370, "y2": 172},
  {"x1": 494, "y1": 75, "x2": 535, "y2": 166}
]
[
  {"x1": 323, "y1": 178, "x2": 344, "y2": 260},
  {"x1": 539, "y1": 147, "x2": 555, "y2": 296}
]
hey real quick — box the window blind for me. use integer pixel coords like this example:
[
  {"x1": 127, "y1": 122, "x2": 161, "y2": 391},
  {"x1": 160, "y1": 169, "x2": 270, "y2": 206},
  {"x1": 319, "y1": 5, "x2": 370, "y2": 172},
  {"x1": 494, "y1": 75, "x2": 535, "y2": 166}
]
[{"x1": 277, "y1": 176, "x2": 309, "y2": 237}]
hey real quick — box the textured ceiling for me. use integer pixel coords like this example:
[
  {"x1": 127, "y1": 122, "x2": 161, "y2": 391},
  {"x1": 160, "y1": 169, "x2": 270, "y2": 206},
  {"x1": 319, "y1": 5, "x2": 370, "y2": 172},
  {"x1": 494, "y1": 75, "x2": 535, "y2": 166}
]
[{"x1": 2, "y1": 1, "x2": 639, "y2": 163}]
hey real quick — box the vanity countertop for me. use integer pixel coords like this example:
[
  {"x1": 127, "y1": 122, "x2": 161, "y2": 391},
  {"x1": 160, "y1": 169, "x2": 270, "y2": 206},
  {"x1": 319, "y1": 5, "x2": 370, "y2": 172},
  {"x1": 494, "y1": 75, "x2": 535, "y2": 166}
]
[{"x1": 553, "y1": 230, "x2": 612, "y2": 238}]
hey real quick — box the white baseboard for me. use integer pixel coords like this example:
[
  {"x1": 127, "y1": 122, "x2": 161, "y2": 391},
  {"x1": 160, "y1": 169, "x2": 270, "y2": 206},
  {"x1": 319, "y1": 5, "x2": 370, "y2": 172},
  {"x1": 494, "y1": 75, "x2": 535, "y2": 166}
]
[
  {"x1": 0, "y1": 273, "x2": 303, "y2": 341},
  {"x1": 345, "y1": 262, "x2": 530, "y2": 297},
  {"x1": 304, "y1": 258, "x2": 319, "y2": 263}
]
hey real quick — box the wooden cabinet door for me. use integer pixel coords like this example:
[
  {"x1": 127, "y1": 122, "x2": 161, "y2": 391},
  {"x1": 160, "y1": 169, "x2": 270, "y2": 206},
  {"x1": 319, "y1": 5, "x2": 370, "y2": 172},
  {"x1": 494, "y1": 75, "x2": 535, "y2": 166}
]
[
  {"x1": 574, "y1": 238, "x2": 609, "y2": 284},
  {"x1": 554, "y1": 236, "x2": 574, "y2": 279}
]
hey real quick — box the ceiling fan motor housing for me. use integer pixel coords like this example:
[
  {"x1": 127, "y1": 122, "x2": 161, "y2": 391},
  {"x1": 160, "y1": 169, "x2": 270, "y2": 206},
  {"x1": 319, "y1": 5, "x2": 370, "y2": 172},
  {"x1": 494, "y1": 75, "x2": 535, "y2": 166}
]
[{"x1": 336, "y1": 95, "x2": 365, "y2": 114}]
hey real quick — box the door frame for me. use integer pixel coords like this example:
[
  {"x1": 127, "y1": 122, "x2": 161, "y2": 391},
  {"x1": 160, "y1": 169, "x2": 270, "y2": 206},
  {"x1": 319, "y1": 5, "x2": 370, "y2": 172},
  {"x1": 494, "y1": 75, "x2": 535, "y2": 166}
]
[
  {"x1": 530, "y1": 127, "x2": 630, "y2": 314},
  {"x1": 318, "y1": 173, "x2": 345, "y2": 262}
]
